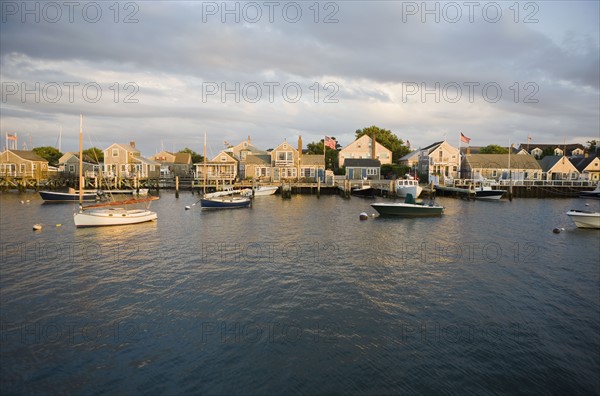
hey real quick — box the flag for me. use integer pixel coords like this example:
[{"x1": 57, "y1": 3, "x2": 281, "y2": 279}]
[
  {"x1": 460, "y1": 133, "x2": 471, "y2": 144},
  {"x1": 6, "y1": 133, "x2": 17, "y2": 141},
  {"x1": 324, "y1": 136, "x2": 336, "y2": 149}
]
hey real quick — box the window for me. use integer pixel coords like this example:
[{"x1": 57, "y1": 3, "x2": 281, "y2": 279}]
[
  {"x1": 20, "y1": 164, "x2": 26, "y2": 173},
  {"x1": 32, "y1": 164, "x2": 37, "y2": 170},
  {"x1": 366, "y1": 168, "x2": 378, "y2": 176},
  {"x1": 492, "y1": 170, "x2": 497, "y2": 177},
  {"x1": 277, "y1": 152, "x2": 293, "y2": 162},
  {"x1": 69, "y1": 165, "x2": 75, "y2": 172},
  {"x1": 302, "y1": 168, "x2": 315, "y2": 178},
  {"x1": 112, "y1": 148, "x2": 119, "y2": 157}
]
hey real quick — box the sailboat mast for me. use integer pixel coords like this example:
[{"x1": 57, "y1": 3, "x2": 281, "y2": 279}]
[
  {"x1": 203, "y1": 133, "x2": 207, "y2": 195},
  {"x1": 79, "y1": 115, "x2": 83, "y2": 204}
]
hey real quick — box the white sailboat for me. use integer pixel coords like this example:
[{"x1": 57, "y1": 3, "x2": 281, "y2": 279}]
[{"x1": 73, "y1": 115, "x2": 158, "y2": 227}]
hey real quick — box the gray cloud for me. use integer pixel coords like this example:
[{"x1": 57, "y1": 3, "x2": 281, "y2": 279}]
[{"x1": 1, "y1": 1, "x2": 598, "y2": 154}]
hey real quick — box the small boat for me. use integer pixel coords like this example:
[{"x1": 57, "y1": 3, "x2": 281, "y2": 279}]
[
  {"x1": 200, "y1": 195, "x2": 252, "y2": 208},
  {"x1": 72, "y1": 115, "x2": 159, "y2": 227},
  {"x1": 395, "y1": 177, "x2": 422, "y2": 198},
  {"x1": 474, "y1": 186, "x2": 506, "y2": 200},
  {"x1": 566, "y1": 210, "x2": 600, "y2": 229},
  {"x1": 579, "y1": 183, "x2": 600, "y2": 199},
  {"x1": 39, "y1": 190, "x2": 98, "y2": 202},
  {"x1": 371, "y1": 194, "x2": 444, "y2": 217},
  {"x1": 351, "y1": 182, "x2": 375, "y2": 198},
  {"x1": 74, "y1": 198, "x2": 159, "y2": 227},
  {"x1": 251, "y1": 185, "x2": 278, "y2": 196}
]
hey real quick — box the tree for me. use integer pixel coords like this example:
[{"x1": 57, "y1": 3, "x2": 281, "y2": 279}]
[
  {"x1": 32, "y1": 146, "x2": 62, "y2": 166},
  {"x1": 586, "y1": 140, "x2": 598, "y2": 155},
  {"x1": 354, "y1": 126, "x2": 411, "y2": 163},
  {"x1": 479, "y1": 144, "x2": 509, "y2": 154},
  {"x1": 540, "y1": 147, "x2": 555, "y2": 159},
  {"x1": 179, "y1": 148, "x2": 203, "y2": 164},
  {"x1": 306, "y1": 138, "x2": 339, "y2": 171},
  {"x1": 82, "y1": 147, "x2": 104, "y2": 163}
]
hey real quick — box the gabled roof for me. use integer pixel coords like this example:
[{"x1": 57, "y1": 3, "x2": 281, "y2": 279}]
[
  {"x1": 537, "y1": 155, "x2": 563, "y2": 172},
  {"x1": 105, "y1": 143, "x2": 140, "y2": 154},
  {"x1": 571, "y1": 156, "x2": 599, "y2": 172},
  {"x1": 344, "y1": 158, "x2": 381, "y2": 167},
  {"x1": 60, "y1": 152, "x2": 100, "y2": 164},
  {"x1": 464, "y1": 154, "x2": 541, "y2": 170},
  {"x1": 3, "y1": 150, "x2": 47, "y2": 162},
  {"x1": 420, "y1": 141, "x2": 444, "y2": 153},
  {"x1": 399, "y1": 150, "x2": 420, "y2": 161}
]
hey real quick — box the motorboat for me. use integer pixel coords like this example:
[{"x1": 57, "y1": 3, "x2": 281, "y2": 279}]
[
  {"x1": 566, "y1": 210, "x2": 600, "y2": 229},
  {"x1": 370, "y1": 194, "x2": 443, "y2": 217}
]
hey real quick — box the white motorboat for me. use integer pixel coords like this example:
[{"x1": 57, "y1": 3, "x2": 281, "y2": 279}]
[
  {"x1": 566, "y1": 210, "x2": 600, "y2": 229},
  {"x1": 395, "y1": 178, "x2": 423, "y2": 198},
  {"x1": 252, "y1": 185, "x2": 278, "y2": 196}
]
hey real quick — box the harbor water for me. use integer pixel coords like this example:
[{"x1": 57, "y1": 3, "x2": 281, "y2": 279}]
[{"x1": 1, "y1": 192, "x2": 599, "y2": 395}]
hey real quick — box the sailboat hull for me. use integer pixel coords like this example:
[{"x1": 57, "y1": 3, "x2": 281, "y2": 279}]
[
  {"x1": 40, "y1": 191, "x2": 97, "y2": 202},
  {"x1": 74, "y1": 209, "x2": 157, "y2": 227}
]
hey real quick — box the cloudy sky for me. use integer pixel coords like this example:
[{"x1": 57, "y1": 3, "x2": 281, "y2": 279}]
[{"x1": 1, "y1": 1, "x2": 598, "y2": 156}]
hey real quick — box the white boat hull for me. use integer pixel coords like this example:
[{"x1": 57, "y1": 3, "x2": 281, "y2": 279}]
[
  {"x1": 74, "y1": 208, "x2": 157, "y2": 227},
  {"x1": 253, "y1": 186, "x2": 278, "y2": 196},
  {"x1": 566, "y1": 210, "x2": 600, "y2": 229}
]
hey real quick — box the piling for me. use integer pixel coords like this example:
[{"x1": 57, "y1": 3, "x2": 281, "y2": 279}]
[
  {"x1": 317, "y1": 178, "x2": 321, "y2": 198},
  {"x1": 175, "y1": 176, "x2": 179, "y2": 198}
]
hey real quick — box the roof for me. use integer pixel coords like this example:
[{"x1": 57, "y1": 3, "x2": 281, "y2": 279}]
[
  {"x1": 520, "y1": 143, "x2": 585, "y2": 156},
  {"x1": 301, "y1": 155, "x2": 325, "y2": 166},
  {"x1": 537, "y1": 155, "x2": 562, "y2": 172},
  {"x1": 244, "y1": 154, "x2": 271, "y2": 165},
  {"x1": 174, "y1": 152, "x2": 192, "y2": 164},
  {"x1": 420, "y1": 141, "x2": 444, "y2": 153},
  {"x1": 399, "y1": 150, "x2": 420, "y2": 161},
  {"x1": 571, "y1": 156, "x2": 599, "y2": 172},
  {"x1": 464, "y1": 154, "x2": 541, "y2": 170},
  {"x1": 4, "y1": 150, "x2": 47, "y2": 162},
  {"x1": 344, "y1": 158, "x2": 381, "y2": 167}
]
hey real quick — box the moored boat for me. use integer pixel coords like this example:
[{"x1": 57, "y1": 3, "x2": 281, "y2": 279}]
[
  {"x1": 395, "y1": 177, "x2": 422, "y2": 198},
  {"x1": 72, "y1": 115, "x2": 159, "y2": 227},
  {"x1": 40, "y1": 190, "x2": 98, "y2": 202},
  {"x1": 200, "y1": 195, "x2": 252, "y2": 208},
  {"x1": 566, "y1": 210, "x2": 600, "y2": 229},
  {"x1": 371, "y1": 194, "x2": 443, "y2": 217},
  {"x1": 351, "y1": 182, "x2": 375, "y2": 198},
  {"x1": 252, "y1": 185, "x2": 278, "y2": 196},
  {"x1": 578, "y1": 183, "x2": 600, "y2": 199}
]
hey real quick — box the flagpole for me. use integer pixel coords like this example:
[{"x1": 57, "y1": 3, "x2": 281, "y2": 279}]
[
  {"x1": 457, "y1": 132, "x2": 461, "y2": 181},
  {"x1": 323, "y1": 136, "x2": 327, "y2": 182}
]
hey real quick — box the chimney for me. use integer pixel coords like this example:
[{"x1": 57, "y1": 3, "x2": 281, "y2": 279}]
[
  {"x1": 247, "y1": 135, "x2": 251, "y2": 144},
  {"x1": 371, "y1": 131, "x2": 377, "y2": 159},
  {"x1": 466, "y1": 147, "x2": 471, "y2": 155},
  {"x1": 130, "y1": 141, "x2": 136, "y2": 149}
]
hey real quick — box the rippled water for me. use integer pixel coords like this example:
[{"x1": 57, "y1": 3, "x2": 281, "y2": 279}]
[{"x1": 1, "y1": 191, "x2": 599, "y2": 394}]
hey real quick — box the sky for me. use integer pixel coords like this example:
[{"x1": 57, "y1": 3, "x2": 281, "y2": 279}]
[{"x1": 1, "y1": 0, "x2": 598, "y2": 157}]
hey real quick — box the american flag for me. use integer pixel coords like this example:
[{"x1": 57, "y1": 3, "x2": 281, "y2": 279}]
[
  {"x1": 460, "y1": 132, "x2": 471, "y2": 144},
  {"x1": 6, "y1": 133, "x2": 17, "y2": 141},
  {"x1": 324, "y1": 136, "x2": 336, "y2": 149}
]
